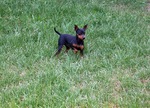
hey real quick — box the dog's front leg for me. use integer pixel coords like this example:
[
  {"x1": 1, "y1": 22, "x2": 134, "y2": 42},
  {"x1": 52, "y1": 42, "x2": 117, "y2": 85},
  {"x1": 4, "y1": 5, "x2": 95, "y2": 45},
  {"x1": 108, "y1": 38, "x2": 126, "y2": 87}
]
[
  {"x1": 73, "y1": 44, "x2": 84, "y2": 50},
  {"x1": 80, "y1": 49, "x2": 84, "y2": 57}
]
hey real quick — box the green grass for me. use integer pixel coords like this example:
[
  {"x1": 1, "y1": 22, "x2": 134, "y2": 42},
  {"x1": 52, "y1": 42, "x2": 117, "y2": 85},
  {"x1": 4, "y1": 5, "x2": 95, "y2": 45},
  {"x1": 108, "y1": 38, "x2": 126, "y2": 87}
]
[{"x1": 0, "y1": 0, "x2": 150, "y2": 107}]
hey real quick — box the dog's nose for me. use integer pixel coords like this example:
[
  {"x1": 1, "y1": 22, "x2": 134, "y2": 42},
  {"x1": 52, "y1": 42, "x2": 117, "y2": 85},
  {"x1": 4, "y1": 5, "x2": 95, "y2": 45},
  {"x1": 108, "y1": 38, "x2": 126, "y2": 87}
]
[{"x1": 82, "y1": 35, "x2": 85, "y2": 40}]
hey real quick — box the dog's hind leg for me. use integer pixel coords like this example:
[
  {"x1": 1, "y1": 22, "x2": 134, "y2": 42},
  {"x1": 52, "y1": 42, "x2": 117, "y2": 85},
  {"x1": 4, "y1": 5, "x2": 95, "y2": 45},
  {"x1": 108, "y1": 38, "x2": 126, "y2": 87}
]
[{"x1": 54, "y1": 45, "x2": 63, "y2": 56}]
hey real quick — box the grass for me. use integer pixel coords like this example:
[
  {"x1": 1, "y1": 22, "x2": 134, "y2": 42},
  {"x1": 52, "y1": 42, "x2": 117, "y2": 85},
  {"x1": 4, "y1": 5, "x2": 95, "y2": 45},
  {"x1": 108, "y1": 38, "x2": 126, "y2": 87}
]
[{"x1": 0, "y1": 0, "x2": 150, "y2": 107}]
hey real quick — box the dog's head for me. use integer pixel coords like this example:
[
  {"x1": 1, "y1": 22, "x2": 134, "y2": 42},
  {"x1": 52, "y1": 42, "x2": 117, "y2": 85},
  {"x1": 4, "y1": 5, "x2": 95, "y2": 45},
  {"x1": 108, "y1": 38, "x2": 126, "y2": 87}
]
[{"x1": 74, "y1": 25, "x2": 88, "y2": 40}]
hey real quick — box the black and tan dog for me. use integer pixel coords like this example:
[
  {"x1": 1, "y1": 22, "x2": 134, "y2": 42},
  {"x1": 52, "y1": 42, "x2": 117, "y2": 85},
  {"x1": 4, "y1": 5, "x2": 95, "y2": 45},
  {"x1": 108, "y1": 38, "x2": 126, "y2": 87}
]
[{"x1": 54, "y1": 25, "x2": 88, "y2": 57}]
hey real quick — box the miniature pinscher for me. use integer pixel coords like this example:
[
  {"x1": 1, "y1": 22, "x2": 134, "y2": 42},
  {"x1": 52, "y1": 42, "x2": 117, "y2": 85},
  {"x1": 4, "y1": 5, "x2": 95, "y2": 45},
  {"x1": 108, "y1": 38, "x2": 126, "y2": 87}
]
[{"x1": 54, "y1": 25, "x2": 88, "y2": 57}]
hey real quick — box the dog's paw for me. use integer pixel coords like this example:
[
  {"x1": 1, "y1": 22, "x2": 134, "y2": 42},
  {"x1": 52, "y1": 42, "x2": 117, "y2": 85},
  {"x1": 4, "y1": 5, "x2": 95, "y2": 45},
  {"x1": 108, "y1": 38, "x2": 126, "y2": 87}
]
[
  {"x1": 73, "y1": 48, "x2": 78, "y2": 54},
  {"x1": 80, "y1": 45, "x2": 84, "y2": 50}
]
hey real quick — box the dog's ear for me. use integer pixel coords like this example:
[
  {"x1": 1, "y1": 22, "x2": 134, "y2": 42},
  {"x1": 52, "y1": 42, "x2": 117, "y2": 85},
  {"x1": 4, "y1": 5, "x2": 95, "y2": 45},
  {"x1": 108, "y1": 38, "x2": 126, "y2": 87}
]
[
  {"x1": 74, "y1": 25, "x2": 79, "y2": 31},
  {"x1": 83, "y1": 24, "x2": 88, "y2": 31}
]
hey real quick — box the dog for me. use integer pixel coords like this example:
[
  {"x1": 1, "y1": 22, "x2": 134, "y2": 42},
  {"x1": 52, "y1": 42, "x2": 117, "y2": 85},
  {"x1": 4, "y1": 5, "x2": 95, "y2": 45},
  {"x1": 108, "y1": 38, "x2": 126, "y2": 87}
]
[{"x1": 54, "y1": 25, "x2": 88, "y2": 57}]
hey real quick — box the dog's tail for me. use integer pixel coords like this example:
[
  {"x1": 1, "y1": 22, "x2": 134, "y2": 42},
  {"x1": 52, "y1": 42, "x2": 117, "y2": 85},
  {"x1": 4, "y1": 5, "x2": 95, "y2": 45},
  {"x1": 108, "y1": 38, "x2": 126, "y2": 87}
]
[{"x1": 54, "y1": 28, "x2": 61, "y2": 36}]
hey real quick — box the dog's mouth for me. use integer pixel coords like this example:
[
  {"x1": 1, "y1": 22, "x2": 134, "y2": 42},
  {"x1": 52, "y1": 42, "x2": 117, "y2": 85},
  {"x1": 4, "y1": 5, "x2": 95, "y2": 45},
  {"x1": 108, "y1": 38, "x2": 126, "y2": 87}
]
[
  {"x1": 78, "y1": 34, "x2": 85, "y2": 40},
  {"x1": 81, "y1": 35, "x2": 85, "y2": 40}
]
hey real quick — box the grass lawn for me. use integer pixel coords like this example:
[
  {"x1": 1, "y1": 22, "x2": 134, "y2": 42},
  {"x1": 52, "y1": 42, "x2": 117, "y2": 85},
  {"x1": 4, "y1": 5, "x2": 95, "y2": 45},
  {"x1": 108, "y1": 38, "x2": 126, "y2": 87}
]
[{"x1": 0, "y1": 0, "x2": 150, "y2": 107}]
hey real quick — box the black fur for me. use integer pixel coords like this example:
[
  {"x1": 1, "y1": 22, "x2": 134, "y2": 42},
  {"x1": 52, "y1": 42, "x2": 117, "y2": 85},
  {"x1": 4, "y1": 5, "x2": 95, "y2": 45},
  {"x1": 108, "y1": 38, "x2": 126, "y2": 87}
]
[{"x1": 54, "y1": 25, "x2": 88, "y2": 56}]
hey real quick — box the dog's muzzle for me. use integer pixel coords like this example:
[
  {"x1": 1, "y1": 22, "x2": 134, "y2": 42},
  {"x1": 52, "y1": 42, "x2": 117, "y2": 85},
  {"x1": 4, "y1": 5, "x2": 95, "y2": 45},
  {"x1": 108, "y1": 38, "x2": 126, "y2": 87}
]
[{"x1": 82, "y1": 35, "x2": 85, "y2": 40}]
